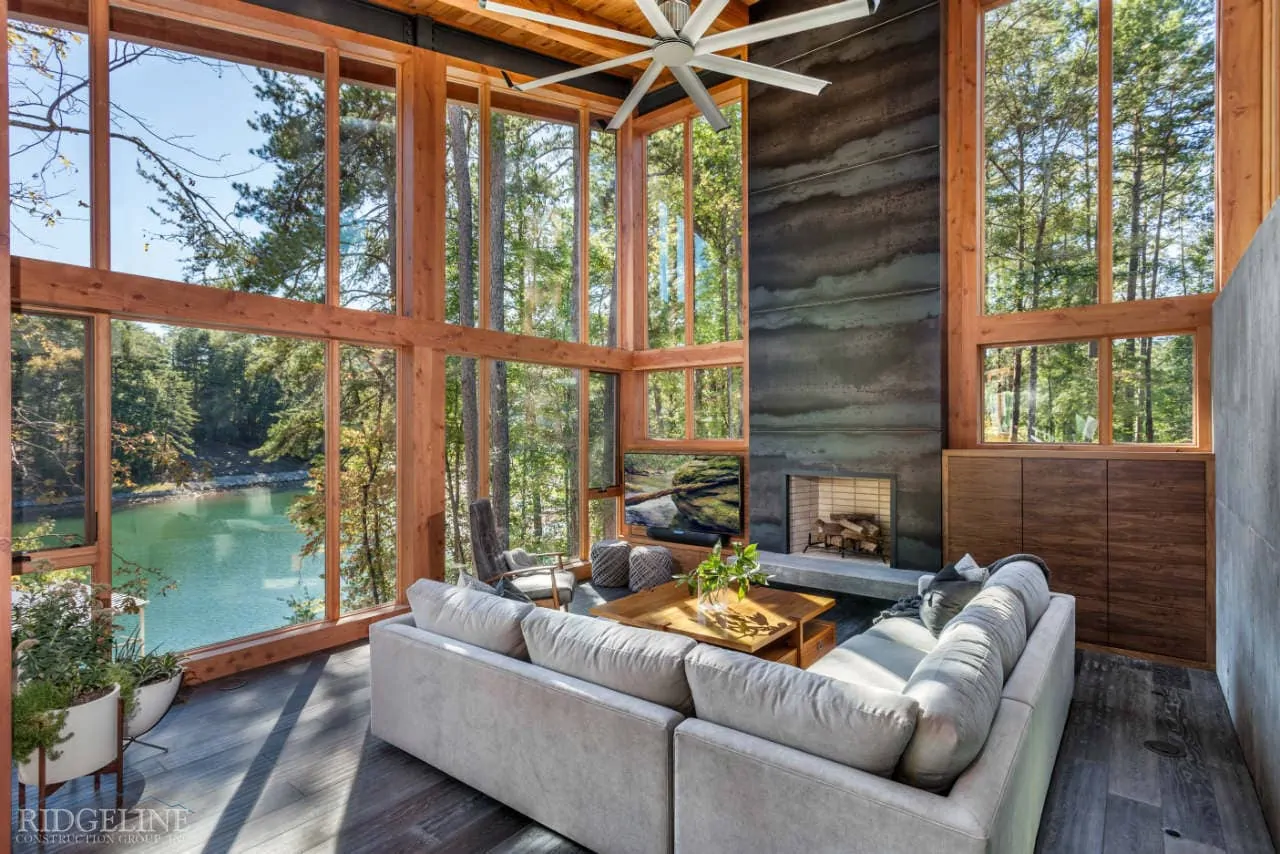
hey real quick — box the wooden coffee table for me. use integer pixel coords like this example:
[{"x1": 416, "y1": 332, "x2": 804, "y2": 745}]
[{"x1": 590, "y1": 582, "x2": 837, "y2": 667}]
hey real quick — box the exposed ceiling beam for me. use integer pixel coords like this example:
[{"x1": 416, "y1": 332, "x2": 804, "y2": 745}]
[
  {"x1": 636, "y1": 70, "x2": 732, "y2": 115},
  {"x1": 442, "y1": 0, "x2": 649, "y2": 63},
  {"x1": 243, "y1": 0, "x2": 634, "y2": 98}
]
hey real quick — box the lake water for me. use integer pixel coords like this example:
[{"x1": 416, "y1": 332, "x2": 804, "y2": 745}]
[{"x1": 18, "y1": 487, "x2": 324, "y2": 652}]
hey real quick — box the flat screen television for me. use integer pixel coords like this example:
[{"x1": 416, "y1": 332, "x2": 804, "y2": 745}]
[{"x1": 623, "y1": 452, "x2": 743, "y2": 537}]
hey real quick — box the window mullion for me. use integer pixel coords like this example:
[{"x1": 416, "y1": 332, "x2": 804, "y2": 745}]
[
  {"x1": 89, "y1": 0, "x2": 110, "y2": 269},
  {"x1": 325, "y1": 48, "x2": 341, "y2": 307},
  {"x1": 1098, "y1": 336, "x2": 1114, "y2": 444},
  {"x1": 1098, "y1": 0, "x2": 1114, "y2": 305},
  {"x1": 683, "y1": 117, "x2": 694, "y2": 348}
]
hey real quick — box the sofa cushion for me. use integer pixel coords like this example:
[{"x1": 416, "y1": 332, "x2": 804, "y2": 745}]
[
  {"x1": 522, "y1": 609, "x2": 696, "y2": 712},
  {"x1": 864, "y1": 617, "x2": 940, "y2": 654},
  {"x1": 984, "y1": 559, "x2": 1051, "y2": 629},
  {"x1": 685, "y1": 644, "x2": 920, "y2": 777},
  {"x1": 897, "y1": 620, "x2": 1005, "y2": 792},
  {"x1": 407, "y1": 578, "x2": 534, "y2": 659},
  {"x1": 945, "y1": 585, "x2": 1027, "y2": 680},
  {"x1": 806, "y1": 633, "x2": 927, "y2": 693}
]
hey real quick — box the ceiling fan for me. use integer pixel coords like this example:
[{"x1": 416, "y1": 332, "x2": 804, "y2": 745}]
[{"x1": 476, "y1": 0, "x2": 879, "y2": 131}]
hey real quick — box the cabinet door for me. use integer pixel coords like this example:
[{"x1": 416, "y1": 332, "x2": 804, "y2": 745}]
[
  {"x1": 1107, "y1": 460, "x2": 1207, "y2": 661},
  {"x1": 1023, "y1": 458, "x2": 1108, "y2": 644},
  {"x1": 945, "y1": 456, "x2": 1022, "y2": 565}
]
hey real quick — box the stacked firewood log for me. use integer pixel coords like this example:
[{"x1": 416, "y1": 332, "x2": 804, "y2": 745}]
[{"x1": 813, "y1": 513, "x2": 882, "y2": 555}]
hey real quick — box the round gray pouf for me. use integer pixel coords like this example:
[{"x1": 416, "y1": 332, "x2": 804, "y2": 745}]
[
  {"x1": 629, "y1": 545, "x2": 675, "y2": 592},
  {"x1": 590, "y1": 539, "x2": 631, "y2": 588}
]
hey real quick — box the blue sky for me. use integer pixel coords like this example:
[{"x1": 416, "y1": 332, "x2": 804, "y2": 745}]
[{"x1": 9, "y1": 28, "x2": 307, "y2": 282}]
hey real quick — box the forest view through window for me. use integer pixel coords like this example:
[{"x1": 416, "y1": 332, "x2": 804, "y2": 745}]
[{"x1": 980, "y1": 0, "x2": 1211, "y2": 444}]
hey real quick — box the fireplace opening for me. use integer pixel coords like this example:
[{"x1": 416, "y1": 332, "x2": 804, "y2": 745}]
[{"x1": 787, "y1": 475, "x2": 894, "y2": 565}]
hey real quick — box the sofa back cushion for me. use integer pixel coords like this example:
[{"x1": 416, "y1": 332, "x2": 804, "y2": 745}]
[
  {"x1": 984, "y1": 559, "x2": 1051, "y2": 629},
  {"x1": 945, "y1": 585, "x2": 1027, "y2": 680},
  {"x1": 897, "y1": 620, "x2": 1005, "y2": 792},
  {"x1": 407, "y1": 578, "x2": 534, "y2": 659},
  {"x1": 684, "y1": 644, "x2": 920, "y2": 777},
  {"x1": 522, "y1": 609, "x2": 696, "y2": 712}
]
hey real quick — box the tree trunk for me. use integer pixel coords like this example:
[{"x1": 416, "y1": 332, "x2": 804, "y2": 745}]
[
  {"x1": 489, "y1": 116, "x2": 511, "y2": 546},
  {"x1": 450, "y1": 107, "x2": 482, "y2": 533},
  {"x1": 1010, "y1": 348, "x2": 1024, "y2": 442},
  {"x1": 1027, "y1": 345, "x2": 1040, "y2": 441}
]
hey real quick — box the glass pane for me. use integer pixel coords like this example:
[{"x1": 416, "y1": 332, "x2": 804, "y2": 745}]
[
  {"x1": 108, "y1": 31, "x2": 327, "y2": 296},
  {"x1": 646, "y1": 123, "x2": 686, "y2": 348},
  {"x1": 338, "y1": 69, "x2": 398, "y2": 312},
  {"x1": 339, "y1": 345, "x2": 397, "y2": 611},
  {"x1": 110, "y1": 322, "x2": 326, "y2": 651},
  {"x1": 1112, "y1": 335, "x2": 1194, "y2": 443},
  {"x1": 692, "y1": 103, "x2": 743, "y2": 345},
  {"x1": 693, "y1": 366, "x2": 743, "y2": 439},
  {"x1": 983, "y1": 0, "x2": 1099, "y2": 313},
  {"x1": 446, "y1": 103, "x2": 480, "y2": 327},
  {"x1": 490, "y1": 111, "x2": 580, "y2": 341},
  {"x1": 12, "y1": 312, "x2": 89, "y2": 551},
  {"x1": 9, "y1": 14, "x2": 92, "y2": 265},
  {"x1": 589, "y1": 497, "x2": 618, "y2": 545},
  {"x1": 445, "y1": 355, "x2": 481, "y2": 579},
  {"x1": 589, "y1": 371, "x2": 618, "y2": 490},
  {"x1": 647, "y1": 370, "x2": 686, "y2": 439},
  {"x1": 1112, "y1": 0, "x2": 1215, "y2": 299},
  {"x1": 589, "y1": 129, "x2": 618, "y2": 347},
  {"x1": 490, "y1": 361, "x2": 580, "y2": 558},
  {"x1": 982, "y1": 342, "x2": 1099, "y2": 443}
]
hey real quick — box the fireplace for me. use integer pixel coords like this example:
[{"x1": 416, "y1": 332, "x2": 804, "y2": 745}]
[{"x1": 786, "y1": 475, "x2": 894, "y2": 565}]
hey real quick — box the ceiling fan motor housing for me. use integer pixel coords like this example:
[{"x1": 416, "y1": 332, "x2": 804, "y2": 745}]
[{"x1": 659, "y1": 0, "x2": 691, "y2": 32}]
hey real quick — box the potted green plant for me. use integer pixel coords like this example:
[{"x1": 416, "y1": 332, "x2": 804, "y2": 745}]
[
  {"x1": 674, "y1": 542, "x2": 770, "y2": 617},
  {"x1": 11, "y1": 580, "x2": 135, "y2": 786},
  {"x1": 114, "y1": 632, "x2": 185, "y2": 740}
]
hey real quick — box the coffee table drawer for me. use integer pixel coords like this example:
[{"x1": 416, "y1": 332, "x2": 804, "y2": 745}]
[
  {"x1": 758, "y1": 645, "x2": 799, "y2": 667},
  {"x1": 800, "y1": 620, "x2": 836, "y2": 668}
]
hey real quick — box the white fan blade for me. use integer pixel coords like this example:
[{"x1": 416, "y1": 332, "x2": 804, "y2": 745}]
[
  {"x1": 681, "y1": 0, "x2": 731, "y2": 42},
  {"x1": 480, "y1": 0, "x2": 656, "y2": 47},
  {"x1": 607, "y1": 62, "x2": 666, "y2": 130},
  {"x1": 689, "y1": 54, "x2": 829, "y2": 95},
  {"x1": 634, "y1": 0, "x2": 678, "y2": 38},
  {"x1": 671, "y1": 65, "x2": 730, "y2": 131},
  {"x1": 515, "y1": 50, "x2": 657, "y2": 92},
  {"x1": 695, "y1": 0, "x2": 877, "y2": 54}
]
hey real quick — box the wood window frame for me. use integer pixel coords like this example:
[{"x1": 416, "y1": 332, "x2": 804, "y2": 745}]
[{"x1": 945, "y1": 0, "x2": 1279, "y2": 453}]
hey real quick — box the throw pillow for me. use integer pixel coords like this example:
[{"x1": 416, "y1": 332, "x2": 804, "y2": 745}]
[
  {"x1": 983, "y1": 555, "x2": 1052, "y2": 629},
  {"x1": 920, "y1": 562, "x2": 983, "y2": 636}
]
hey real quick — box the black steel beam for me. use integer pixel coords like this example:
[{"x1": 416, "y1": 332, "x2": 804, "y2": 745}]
[
  {"x1": 635, "y1": 70, "x2": 731, "y2": 115},
  {"x1": 243, "y1": 0, "x2": 634, "y2": 100}
]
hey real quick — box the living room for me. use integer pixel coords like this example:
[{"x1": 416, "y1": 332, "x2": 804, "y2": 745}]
[{"x1": 2, "y1": 0, "x2": 1278, "y2": 850}]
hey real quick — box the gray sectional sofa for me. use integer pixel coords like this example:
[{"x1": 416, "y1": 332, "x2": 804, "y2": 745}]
[{"x1": 369, "y1": 560, "x2": 1075, "y2": 854}]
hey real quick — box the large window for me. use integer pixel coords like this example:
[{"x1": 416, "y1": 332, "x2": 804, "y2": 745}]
[
  {"x1": 444, "y1": 93, "x2": 617, "y2": 343},
  {"x1": 644, "y1": 103, "x2": 744, "y2": 348},
  {"x1": 110, "y1": 322, "x2": 327, "y2": 651},
  {"x1": 11, "y1": 312, "x2": 90, "y2": 551},
  {"x1": 957, "y1": 0, "x2": 1216, "y2": 448},
  {"x1": 8, "y1": 9, "x2": 91, "y2": 265},
  {"x1": 982, "y1": 0, "x2": 1214, "y2": 312},
  {"x1": 491, "y1": 361, "x2": 580, "y2": 558}
]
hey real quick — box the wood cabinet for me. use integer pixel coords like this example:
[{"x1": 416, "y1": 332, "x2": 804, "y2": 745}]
[{"x1": 943, "y1": 451, "x2": 1214, "y2": 665}]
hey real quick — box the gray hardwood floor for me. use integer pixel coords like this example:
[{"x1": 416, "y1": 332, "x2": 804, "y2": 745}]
[{"x1": 10, "y1": 627, "x2": 1275, "y2": 852}]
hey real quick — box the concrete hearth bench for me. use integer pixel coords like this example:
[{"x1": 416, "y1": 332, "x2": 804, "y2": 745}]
[{"x1": 756, "y1": 550, "x2": 927, "y2": 601}]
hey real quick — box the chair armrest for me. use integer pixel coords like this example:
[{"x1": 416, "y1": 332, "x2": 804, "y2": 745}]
[{"x1": 496, "y1": 566, "x2": 559, "y2": 579}]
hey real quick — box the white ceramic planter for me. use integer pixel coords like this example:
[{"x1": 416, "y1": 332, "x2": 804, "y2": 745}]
[
  {"x1": 126, "y1": 672, "x2": 182, "y2": 738},
  {"x1": 17, "y1": 684, "x2": 120, "y2": 786}
]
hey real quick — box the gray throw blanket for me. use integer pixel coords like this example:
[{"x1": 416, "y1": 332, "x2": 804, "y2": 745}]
[{"x1": 873, "y1": 553, "x2": 1051, "y2": 625}]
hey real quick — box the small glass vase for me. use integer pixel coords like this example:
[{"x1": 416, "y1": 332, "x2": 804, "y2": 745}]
[{"x1": 696, "y1": 581, "x2": 733, "y2": 620}]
